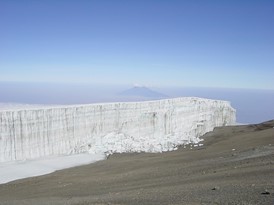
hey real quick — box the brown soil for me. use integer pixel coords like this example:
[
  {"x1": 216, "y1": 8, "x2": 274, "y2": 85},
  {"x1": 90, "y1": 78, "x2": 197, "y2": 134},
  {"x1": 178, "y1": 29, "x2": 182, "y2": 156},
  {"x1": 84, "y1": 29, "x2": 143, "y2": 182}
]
[{"x1": 0, "y1": 120, "x2": 273, "y2": 205}]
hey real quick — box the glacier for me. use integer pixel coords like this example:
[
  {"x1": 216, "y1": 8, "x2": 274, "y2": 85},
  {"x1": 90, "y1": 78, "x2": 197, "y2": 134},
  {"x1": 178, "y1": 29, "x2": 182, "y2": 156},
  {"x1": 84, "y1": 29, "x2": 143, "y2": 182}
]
[{"x1": 0, "y1": 97, "x2": 236, "y2": 163}]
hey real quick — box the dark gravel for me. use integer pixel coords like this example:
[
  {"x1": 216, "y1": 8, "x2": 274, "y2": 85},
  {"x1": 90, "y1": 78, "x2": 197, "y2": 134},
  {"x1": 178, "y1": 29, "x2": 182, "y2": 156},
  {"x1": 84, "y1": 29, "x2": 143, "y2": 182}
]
[{"x1": 0, "y1": 120, "x2": 273, "y2": 205}]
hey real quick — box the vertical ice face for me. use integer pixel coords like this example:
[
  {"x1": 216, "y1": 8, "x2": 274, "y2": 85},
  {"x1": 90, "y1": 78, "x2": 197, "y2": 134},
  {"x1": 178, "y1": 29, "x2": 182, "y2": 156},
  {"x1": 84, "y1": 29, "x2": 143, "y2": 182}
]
[{"x1": 0, "y1": 97, "x2": 236, "y2": 162}]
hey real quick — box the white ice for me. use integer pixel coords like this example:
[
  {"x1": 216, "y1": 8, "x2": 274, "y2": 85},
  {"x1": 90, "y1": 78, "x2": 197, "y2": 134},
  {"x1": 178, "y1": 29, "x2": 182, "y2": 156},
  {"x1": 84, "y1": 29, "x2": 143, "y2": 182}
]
[
  {"x1": 0, "y1": 97, "x2": 236, "y2": 163},
  {"x1": 0, "y1": 153, "x2": 105, "y2": 184}
]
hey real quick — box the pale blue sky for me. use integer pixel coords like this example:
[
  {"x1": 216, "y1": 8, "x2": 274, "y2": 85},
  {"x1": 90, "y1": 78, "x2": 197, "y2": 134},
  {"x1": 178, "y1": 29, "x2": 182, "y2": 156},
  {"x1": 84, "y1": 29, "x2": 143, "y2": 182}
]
[{"x1": 0, "y1": 0, "x2": 273, "y2": 89}]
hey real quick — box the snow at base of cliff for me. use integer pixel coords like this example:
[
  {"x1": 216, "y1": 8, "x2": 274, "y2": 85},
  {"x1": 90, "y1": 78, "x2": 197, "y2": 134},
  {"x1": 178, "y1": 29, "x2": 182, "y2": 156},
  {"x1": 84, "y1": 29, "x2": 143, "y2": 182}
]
[
  {"x1": 0, "y1": 153, "x2": 105, "y2": 184},
  {"x1": 0, "y1": 97, "x2": 236, "y2": 163}
]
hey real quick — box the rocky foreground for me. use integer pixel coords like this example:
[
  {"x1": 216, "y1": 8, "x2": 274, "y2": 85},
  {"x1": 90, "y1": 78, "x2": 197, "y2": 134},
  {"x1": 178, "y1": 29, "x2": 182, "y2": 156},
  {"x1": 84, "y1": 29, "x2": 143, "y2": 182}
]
[{"x1": 0, "y1": 120, "x2": 273, "y2": 205}]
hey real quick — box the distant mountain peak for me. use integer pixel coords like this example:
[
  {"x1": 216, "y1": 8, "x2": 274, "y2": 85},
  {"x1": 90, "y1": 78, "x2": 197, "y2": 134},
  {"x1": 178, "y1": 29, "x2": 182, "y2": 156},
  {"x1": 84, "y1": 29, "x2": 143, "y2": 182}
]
[
  {"x1": 119, "y1": 86, "x2": 168, "y2": 99},
  {"x1": 133, "y1": 83, "x2": 146, "y2": 88}
]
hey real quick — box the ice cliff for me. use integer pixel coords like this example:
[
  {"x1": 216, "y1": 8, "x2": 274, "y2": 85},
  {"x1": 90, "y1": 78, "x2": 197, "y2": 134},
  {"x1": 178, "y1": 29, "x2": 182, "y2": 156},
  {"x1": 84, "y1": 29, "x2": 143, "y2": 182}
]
[{"x1": 0, "y1": 97, "x2": 236, "y2": 162}]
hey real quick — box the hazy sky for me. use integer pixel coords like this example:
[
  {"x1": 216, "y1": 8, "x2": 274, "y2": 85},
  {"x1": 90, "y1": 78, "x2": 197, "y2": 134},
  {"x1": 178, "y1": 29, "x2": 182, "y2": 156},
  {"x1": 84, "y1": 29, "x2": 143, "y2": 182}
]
[{"x1": 0, "y1": 0, "x2": 273, "y2": 89}]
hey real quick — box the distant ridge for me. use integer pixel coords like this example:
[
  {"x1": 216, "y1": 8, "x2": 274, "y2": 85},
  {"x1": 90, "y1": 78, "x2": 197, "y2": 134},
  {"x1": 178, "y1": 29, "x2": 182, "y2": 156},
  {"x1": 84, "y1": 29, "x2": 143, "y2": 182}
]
[{"x1": 119, "y1": 86, "x2": 168, "y2": 99}]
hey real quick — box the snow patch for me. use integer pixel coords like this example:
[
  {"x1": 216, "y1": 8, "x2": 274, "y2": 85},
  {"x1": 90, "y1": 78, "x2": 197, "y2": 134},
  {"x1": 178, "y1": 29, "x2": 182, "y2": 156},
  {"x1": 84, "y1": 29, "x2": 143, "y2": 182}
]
[{"x1": 0, "y1": 153, "x2": 105, "y2": 184}]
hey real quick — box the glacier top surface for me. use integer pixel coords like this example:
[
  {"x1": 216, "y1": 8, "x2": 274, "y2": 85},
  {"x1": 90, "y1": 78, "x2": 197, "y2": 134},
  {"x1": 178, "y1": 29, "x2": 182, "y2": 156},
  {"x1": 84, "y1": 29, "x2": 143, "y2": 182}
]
[{"x1": 0, "y1": 97, "x2": 232, "y2": 112}]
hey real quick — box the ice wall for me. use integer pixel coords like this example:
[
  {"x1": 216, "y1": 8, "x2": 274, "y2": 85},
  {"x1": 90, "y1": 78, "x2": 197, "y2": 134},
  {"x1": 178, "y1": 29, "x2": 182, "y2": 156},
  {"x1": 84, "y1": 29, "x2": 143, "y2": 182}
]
[{"x1": 0, "y1": 97, "x2": 236, "y2": 162}]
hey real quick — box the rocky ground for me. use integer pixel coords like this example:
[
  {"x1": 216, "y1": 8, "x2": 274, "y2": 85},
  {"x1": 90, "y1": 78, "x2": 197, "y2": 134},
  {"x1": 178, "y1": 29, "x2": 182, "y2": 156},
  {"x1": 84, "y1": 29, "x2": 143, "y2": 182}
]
[{"x1": 0, "y1": 120, "x2": 273, "y2": 205}]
